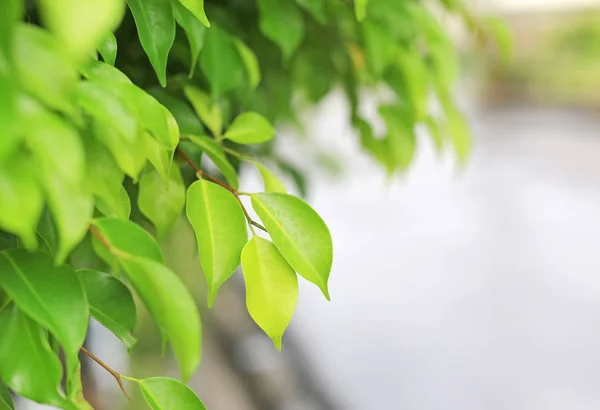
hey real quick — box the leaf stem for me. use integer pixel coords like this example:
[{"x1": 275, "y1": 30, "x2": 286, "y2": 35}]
[
  {"x1": 81, "y1": 347, "x2": 131, "y2": 400},
  {"x1": 176, "y1": 145, "x2": 268, "y2": 234}
]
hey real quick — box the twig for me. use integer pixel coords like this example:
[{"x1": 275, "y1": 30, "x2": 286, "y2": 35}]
[{"x1": 81, "y1": 347, "x2": 131, "y2": 400}]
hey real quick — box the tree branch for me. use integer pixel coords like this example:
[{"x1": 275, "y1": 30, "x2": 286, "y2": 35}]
[{"x1": 81, "y1": 347, "x2": 131, "y2": 400}]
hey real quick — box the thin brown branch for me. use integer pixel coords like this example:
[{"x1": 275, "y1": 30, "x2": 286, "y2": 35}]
[{"x1": 81, "y1": 347, "x2": 131, "y2": 400}]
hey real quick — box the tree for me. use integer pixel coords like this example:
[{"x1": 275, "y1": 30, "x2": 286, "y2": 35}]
[{"x1": 0, "y1": 0, "x2": 503, "y2": 408}]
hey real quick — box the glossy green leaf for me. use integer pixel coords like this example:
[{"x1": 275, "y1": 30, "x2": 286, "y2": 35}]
[
  {"x1": 187, "y1": 135, "x2": 239, "y2": 189},
  {"x1": 127, "y1": 0, "x2": 175, "y2": 87},
  {"x1": 92, "y1": 218, "x2": 202, "y2": 380},
  {"x1": 138, "y1": 166, "x2": 186, "y2": 239},
  {"x1": 81, "y1": 60, "x2": 131, "y2": 84},
  {"x1": 37, "y1": 0, "x2": 124, "y2": 58},
  {"x1": 0, "y1": 304, "x2": 70, "y2": 409},
  {"x1": 92, "y1": 218, "x2": 163, "y2": 262},
  {"x1": 0, "y1": 250, "x2": 89, "y2": 376},
  {"x1": 78, "y1": 269, "x2": 137, "y2": 348},
  {"x1": 251, "y1": 193, "x2": 332, "y2": 299},
  {"x1": 234, "y1": 38, "x2": 261, "y2": 88},
  {"x1": 295, "y1": 0, "x2": 327, "y2": 24},
  {"x1": 241, "y1": 236, "x2": 298, "y2": 350},
  {"x1": 355, "y1": 0, "x2": 369, "y2": 21},
  {"x1": 253, "y1": 161, "x2": 287, "y2": 193},
  {"x1": 173, "y1": 1, "x2": 206, "y2": 77},
  {"x1": 44, "y1": 174, "x2": 94, "y2": 263},
  {"x1": 97, "y1": 32, "x2": 117, "y2": 66},
  {"x1": 183, "y1": 86, "x2": 222, "y2": 137},
  {"x1": 0, "y1": 152, "x2": 43, "y2": 249},
  {"x1": 76, "y1": 81, "x2": 140, "y2": 145},
  {"x1": 186, "y1": 180, "x2": 248, "y2": 306},
  {"x1": 143, "y1": 132, "x2": 174, "y2": 184},
  {"x1": 177, "y1": 0, "x2": 210, "y2": 27},
  {"x1": 0, "y1": 381, "x2": 13, "y2": 410},
  {"x1": 150, "y1": 89, "x2": 204, "y2": 135},
  {"x1": 258, "y1": 0, "x2": 305, "y2": 60},
  {"x1": 223, "y1": 112, "x2": 275, "y2": 145},
  {"x1": 14, "y1": 24, "x2": 77, "y2": 114},
  {"x1": 200, "y1": 26, "x2": 245, "y2": 97},
  {"x1": 139, "y1": 377, "x2": 207, "y2": 410}
]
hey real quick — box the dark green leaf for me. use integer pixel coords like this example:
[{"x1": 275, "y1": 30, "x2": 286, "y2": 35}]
[
  {"x1": 78, "y1": 269, "x2": 137, "y2": 348},
  {"x1": 150, "y1": 89, "x2": 204, "y2": 135},
  {"x1": 258, "y1": 0, "x2": 305, "y2": 60},
  {"x1": 186, "y1": 180, "x2": 247, "y2": 306},
  {"x1": 187, "y1": 135, "x2": 239, "y2": 188},
  {"x1": 234, "y1": 38, "x2": 261, "y2": 88},
  {"x1": 139, "y1": 377, "x2": 207, "y2": 410},
  {"x1": 173, "y1": 1, "x2": 206, "y2": 77},
  {"x1": 127, "y1": 0, "x2": 175, "y2": 87},
  {"x1": 0, "y1": 381, "x2": 13, "y2": 410},
  {"x1": 295, "y1": 0, "x2": 327, "y2": 24},
  {"x1": 0, "y1": 250, "x2": 89, "y2": 377},
  {"x1": 251, "y1": 193, "x2": 332, "y2": 299},
  {"x1": 200, "y1": 26, "x2": 245, "y2": 97},
  {"x1": 241, "y1": 236, "x2": 298, "y2": 350},
  {"x1": 0, "y1": 304, "x2": 70, "y2": 409}
]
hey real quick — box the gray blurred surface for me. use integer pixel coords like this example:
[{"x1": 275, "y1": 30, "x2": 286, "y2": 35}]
[{"x1": 282, "y1": 100, "x2": 600, "y2": 410}]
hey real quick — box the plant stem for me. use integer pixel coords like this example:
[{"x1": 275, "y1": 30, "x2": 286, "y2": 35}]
[{"x1": 81, "y1": 347, "x2": 131, "y2": 400}]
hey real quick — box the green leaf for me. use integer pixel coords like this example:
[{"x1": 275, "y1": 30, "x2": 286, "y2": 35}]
[
  {"x1": 223, "y1": 112, "x2": 275, "y2": 145},
  {"x1": 76, "y1": 81, "x2": 140, "y2": 145},
  {"x1": 234, "y1": 38, "x2": 261, "y2": 88},
  {"x1": 143, "y1": 132, "x2": 174, "y2": 184},
  {"x1": 97, "y1": 32, "x2": 117, "y2": 66},
  {"x1": 445, "y1": 106, "x2": 471, "y2": 164},
  {"x1": 0, "y1": 304, "x2": 70, "y2": 409},
  {"x1": 177, "y1": 0, "x2": 210, "y2": 27},
  {"x1": 0, "y1": 381, "x2": 14, "y2": 410},
  {"x1": 183, "y1": 86, "x2": 222, "y2": 137},
  {"x1": 200, "y1": 26, "x2": 245, "y2": 97},
  {"x1": 93, "y1": 120, "x2": 147, "y2": 181},
  {"x1": 139, "y1": 377, "x2": 207, "y2": 410},
  {"x1": 251, "y1": 193, "x2": 332, "y2": 299},
  {"x1": 379, "y1": 105, "x2": 416, "y2": 171},
  {"x1": 37, "y1": 0, "x2": 124, "y2": 58},
  {"x1": 395, "y1": 47, "x2": 428, "y2": 121},
  {"x1": 355, "y1": 0, "x2": 369, "y2": 21},
  {"x1": 20, "y1": 96, "x2": 85, "y2": 185},
  {"x1": 0, "y1": 152, "x2": 43, "y2": 249},
  {"x1": 252, "y1": 161, "x2": 286, "y2": 193},
  {"x1": 187, "y1": 135, "x2": 239, "y2": 189},
  {"x1": 92, "y1": 218, "x2": 202, "y2": 380},
  {"x1": 0, "y1": 0, "x2": 19, "y2": 163},
  {"x1": 149, "y1": 89, "x2": 204, "y2": 135},
  {"x1": 295, "y1": 0, "x2": 327, "y2": 24},
  {"x1": 425, "y1": 116, "x2": 443, "y2": 153},
  {"x1": 258, "y1": 0, "x2": 305, "y2": 60},
  {"x1": 127, "y1": 0, "x2": 176, "y2": 87},
  {"x1": 67, "y1": 361, "x2": 94, "y2": 410},
  {"x1": 78, "y1": 269, "x2": 137, "y2": 348},
  {"x1": 81, "y1": 60, "x2": 131, "y2": 84},
  {"x1": 92, "y1": 218, "x2": 163, "y2": 262},
  {"x1": 172, "y1": 1, "x2": 206, "y2": 77},
  {"x1": 241, "y1": 236, "x2": 298, "y2": 350},
  {"x1": 138, "y1": 166, "x2": 186, "y2": 239},
  {"x1": 362, "y1": 20, "x2": 396, "y2": 77},
  {"x1": 186, "y1": 180, "x2": 248, "y2": 307},
  {"x1": 0, "y1": 250, "x2": 89, "y2": 377},
  {"x1": 485, "y1": 16, "x2": 513, "y2": 64},
  {"x1": 14, "y1": 24, "x2": 77, "y2": 114},
  {"x1": 44, "y1": 174, "x2": 94, "y2": 263}
]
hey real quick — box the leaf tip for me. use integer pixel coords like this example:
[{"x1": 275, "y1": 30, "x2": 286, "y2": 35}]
[
  {"x1": 207, "y1": 289, "x2": 217, "y2": 308},
  {"x1": 320, "y1": 284, "x2": 331, "y2": 301},
  {"x1": 271, "y1": 336, "x2": 282, "y2": 352}
]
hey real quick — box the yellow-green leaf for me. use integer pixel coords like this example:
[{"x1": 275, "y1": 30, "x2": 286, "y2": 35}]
[
  {"x1": 173, "y1": 0, "x2": 206, "y2": 77},
  {"x1": 241, "y1": 237, "x2": 298, "y2": 350},
  {"x1": 186, "y1": 180, "x2": 248, "y2": 307},
  {"x1": 139, "y1": 377, "x2": 207, "y2": 410},
  {"x1": 187, "y1": 135, "x2": 239, "y2": 189},
  {"x1": 251, "y1": 193, "x2": 332, "y2": 299},
  {"x1": 183, "y1": 86, "x2": 222, "y2": 137},
  {"x1": 355, "y1": 0, "x2": 369, "y2": 21},
  {"x1": 223, "y1": 112, "x2": 275, "y2": 145},
  {"x1": 177, "y1": 0, "x2": 210, "y2": 27},
  {"x1": 97, "y1": 32, "x2": 117, "y2": 66},
  {"x1": 252, "y1": 161, "x2": 286, "y2": 193}
]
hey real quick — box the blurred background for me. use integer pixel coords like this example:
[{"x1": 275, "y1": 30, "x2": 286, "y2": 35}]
[{"x1": 22, "y1": 0, "x2": 600, "y2": 409}]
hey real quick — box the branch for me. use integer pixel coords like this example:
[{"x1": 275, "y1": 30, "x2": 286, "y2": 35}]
[{"x1": 81, "y1": 347, "x2": 131, "y2": 400}]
